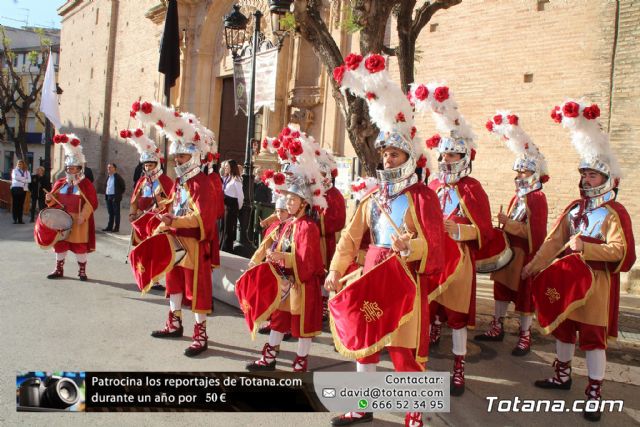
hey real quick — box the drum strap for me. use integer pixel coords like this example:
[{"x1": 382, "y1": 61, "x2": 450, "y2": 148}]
[{"x1": 66, "y1": 185, "x2": 75, "y2": 195}]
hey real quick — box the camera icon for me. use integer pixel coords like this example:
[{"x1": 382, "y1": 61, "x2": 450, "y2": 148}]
[{"x1": 322, "y1": 388, "x2": 336, "y2": 398}]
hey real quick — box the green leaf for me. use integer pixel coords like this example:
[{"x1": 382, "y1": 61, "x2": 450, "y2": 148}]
[
  {"x1": 342, "y1": 5, "x2": 364, "y2": 34},
  {"x1": 279, "y1": 12, "x2": 296, "y2": 32}
]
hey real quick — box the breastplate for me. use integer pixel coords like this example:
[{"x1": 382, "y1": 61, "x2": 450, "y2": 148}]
[
  {"x1": 370, "y1": 193, "x2": 409, "y2": 248},
  {"x1": 568, "y1": 205, "x2": 608, "y2": 241},
  {"x1": 141, "y1": 180, "x2": 159, "y2": 198},
  {"x1": 172, "y1": 187, "x2": 191, "y2": 217},
  {"x1": 277, "y1": 223, "x2": 294, "y2": 253},
  {"x1": 437, "y1": 186, "x2": 465, "y2": 218},
  {"x1": 510, "y1": 198, "x2": 527, "y2": 222},
  {"x1": 60, "y1": 183, "x2": 81, "y2": 196}
]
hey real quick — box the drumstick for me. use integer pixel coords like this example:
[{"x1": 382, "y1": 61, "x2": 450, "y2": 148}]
[
  {"x1": 552, "y1": 231, "x2": 583, "y2": 261},
  {"x1": 498, "y1": 205, "x2": 505, "y2": 230},
  {"x1": 43, "y1": 188, "x2": 64, "y2": 208},
  {"x1": 124, "y1": 229, "x2": 134, "y2": 264},
  {"x1": 370, "y1": 196, "x2": 403, "y2": 236},
  {"x1": 338, "y1": 267, "x2": 363, "y2": 285}
]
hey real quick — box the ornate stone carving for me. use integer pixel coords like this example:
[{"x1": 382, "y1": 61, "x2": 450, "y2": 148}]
[
  {"x1": 288, "y1": 86, "x2": 322, "y2": 108},
  {"x1": 145, "y1": 3, "x2": 167, "y2": 24}
]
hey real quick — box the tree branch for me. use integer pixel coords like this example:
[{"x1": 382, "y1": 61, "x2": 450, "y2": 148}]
[
  {"x1": 411, "y1": 0, "x2": 462, "y2": 40},
  {"x1": 382, "y1": 45, "x2": 397, "y2": 56}
]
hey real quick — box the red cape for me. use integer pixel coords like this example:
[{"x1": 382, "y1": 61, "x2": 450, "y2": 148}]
[
  {"x1": 51, "y1": 177, "x2": 98, "y2": 252},
  {"x1": 130, "y1": 173, "x2": 174, "y2": 206},
  {"x1": 319, "y1": 186, "x2": 347, "y2": 268},
  {"x1": 429, "y1": 176, "x2": 493, "y2": 251},
  {"x1": 208, "y1": 172, "x2": 225, "y2": 220},
  {"x1": 169, "y1": 172, "x2": 217, "y2": 311},
  {"x1": 506, "y1": 190, "x2": 548, "y2": 255},
  {"x1": 205, "y1": 172, "x2": 223, "y2": 267},
  {"x1": 404, "y1": 182, "x2": 445, "y2": 276},
  {"x1": 404, "y1": 182, "x2": 446, "y2": 362}
]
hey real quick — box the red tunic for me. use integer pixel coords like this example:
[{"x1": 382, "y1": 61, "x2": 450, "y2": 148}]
[
  {"x1": 492, "y1": 190, "x2": 548, "y2": 312},
  {"x1": 49, "y1": 177, "x2": 98, "y2": 253}
]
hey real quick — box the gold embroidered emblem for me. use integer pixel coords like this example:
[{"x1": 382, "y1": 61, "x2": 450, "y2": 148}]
[
  {"x1": 361, "y1": 301, "x2": 384, "y2": 322},
  {"x1": 546, "y1": 288, "x2": 561, "y2": 304},
  {"x1": 136, "y1": 261, "x2": 146, "y2": 274},
  {"x1": 240, "y1": 299, "x2": 251, "y2": 314}
]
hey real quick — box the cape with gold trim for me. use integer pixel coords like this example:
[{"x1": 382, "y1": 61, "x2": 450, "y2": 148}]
[
  {"x1": 429, "y1": 176, "x2": 493, "y2": 250},
  {"x1": 50, "y1": 177, "x2": 98, "y2": 252},
  {"x1": 318, "y1": 186, "x2": 346, "y2": 268},
  {"x1": 207, "y1": 171, "x2": 223, "y2": 268}
]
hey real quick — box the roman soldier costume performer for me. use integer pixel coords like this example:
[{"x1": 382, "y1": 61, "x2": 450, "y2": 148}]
[
  {"x1": 239, "y1": 127, "x2": 326, "y2": 373},
  {"x1": 131, "y1": 101, "x2": 217, "y2": 357},
  {"x1": 195, "y1": 120, "x2": 223, "y2": 270},
  {"x1": 121, "y1": 128, "x2": 174, "y2": 245},
  {"x1": 44, "y1": 134, "x2": 98, "y2": 281},
  {"x1": 409, "y1": 82, "x2": 493, "y2": 396},
  {"x1": 523, "y1": 100, "x2": 635, "y2": 422},
  {"x1": 325, "y1": 54, "x2": 444, "y2": 427},
  {"x1": 475, "y1": 112, "x2": 549, "y2": 357}
]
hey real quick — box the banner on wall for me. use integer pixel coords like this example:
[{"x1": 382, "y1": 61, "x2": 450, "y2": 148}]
[{"x1": 233, "y1": 47, "x2": 279, "y2": 115}]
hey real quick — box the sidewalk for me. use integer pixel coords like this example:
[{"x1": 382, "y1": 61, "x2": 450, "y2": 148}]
[{"x1": 3, "y1": 208, "x2": 640, "y2": 427}]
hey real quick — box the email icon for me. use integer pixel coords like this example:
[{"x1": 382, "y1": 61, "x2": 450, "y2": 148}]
[{"x1": 322, "y1": 388, "x2": 336, "y2": 398}]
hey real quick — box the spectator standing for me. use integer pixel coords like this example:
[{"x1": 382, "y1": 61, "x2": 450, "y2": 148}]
[
  {"x1": 10, "y1": 159, "x2": 31, "y2": 224},
  {"x1": 132, "y1": 162, "x2": 144, "y2": 185},
  {"x1": 84, "y1": 165, "x2": 94, "y2": 183},
  {"x1": 29, "y1": 166, "x2": 51, "y2": 222},
  {"x1": 102, "y1": 163, "x2": 125, "y2": 232},
  {"x1": 220, "y1": 159, "x2": 243, "y2": 252}
]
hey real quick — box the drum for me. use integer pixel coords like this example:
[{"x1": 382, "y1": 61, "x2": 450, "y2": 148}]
[
  {"x1": 476, "y1": 227, "x2": 514, "y2": 273},
  {"x1": 34, "y1": 208, "x2": 73, "y2": 248},
  {"x1": 329, "y1": 255, "x2": 417, "y2": 359},
  {"x1": 532, "y1": 253, "x2": 595, "y2": 334},
  {"x1": 131, "y1": 211, "x2": 161, "y2": 243},
  {"x1": 235, "y1": 262, "x2": 289, "y2": 339},
  {"x1": 128, "y1": 233, "x2": 185, "y2": 293}
]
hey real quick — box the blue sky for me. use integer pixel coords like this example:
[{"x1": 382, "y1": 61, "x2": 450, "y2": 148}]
[{"x1": 0, "y1": 0, "x2": 62, "y2": 29}]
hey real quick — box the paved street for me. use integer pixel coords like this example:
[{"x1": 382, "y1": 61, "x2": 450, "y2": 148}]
[{"x1": 1, "y1": 208, "x2": 639, "y2": 426}]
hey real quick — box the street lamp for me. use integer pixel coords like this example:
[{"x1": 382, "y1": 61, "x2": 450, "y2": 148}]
[
  {"x1": 223, "y1": 3, "x2": 291, "y2": 257},
  {"x1": 223, "y1": 5, "x2": 248, "y2": 58}
]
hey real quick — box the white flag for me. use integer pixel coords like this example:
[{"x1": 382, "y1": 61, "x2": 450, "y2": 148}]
[{"x1": 39, "y1": 50, "x2": 62, "y2": 129}]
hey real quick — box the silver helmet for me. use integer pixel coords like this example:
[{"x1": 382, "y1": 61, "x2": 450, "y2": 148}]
[
  {"x1": 436, "y1": 132, "x2": 473, "y2": 184},
  {"x1": 375, "y1": 130, "x2": 417, "y2": 185},
  {"x1": 170, "y1": 142, "x2": 201, "y2": 179}
]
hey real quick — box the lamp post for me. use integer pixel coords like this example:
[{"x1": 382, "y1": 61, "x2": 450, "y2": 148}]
[{"x1": 223, "y1": 2, "x2": 291, "y2": 257}]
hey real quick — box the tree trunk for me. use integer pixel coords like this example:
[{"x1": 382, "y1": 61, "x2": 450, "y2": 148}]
[
  {"x1": 14, "y1": 108, "x2": 29, "y2": 161},
  {"x1": 292, "y1": 0, "x2": 461, "y2": 174},
  {"x1": 396, "y1": 1, "x2": 416, "y2": 92}
]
